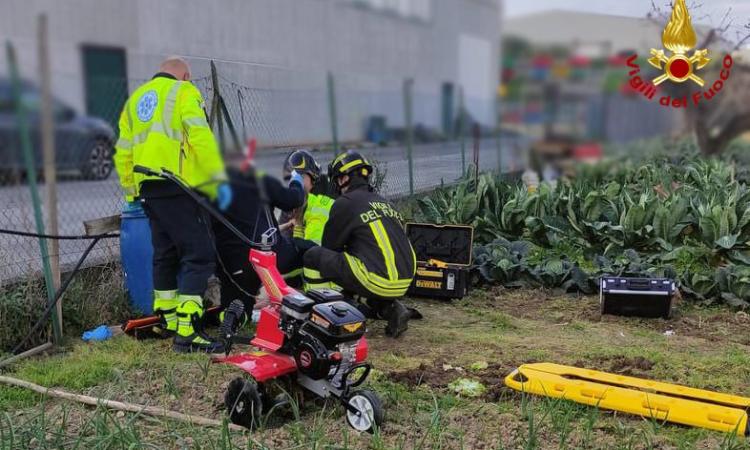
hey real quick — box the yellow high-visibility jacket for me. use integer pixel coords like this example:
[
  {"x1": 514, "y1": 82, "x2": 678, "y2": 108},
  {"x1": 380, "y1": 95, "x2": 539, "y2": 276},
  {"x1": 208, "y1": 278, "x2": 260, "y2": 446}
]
[
  {"x1": 297, "y1": 193, "x2": 337, "y2": 291},
  {"x1": 114, "y1": 75, "x2": 226, "y2": 202},
  {"x1": 293, "y1": 193, "x2": 334, "y2": 245}
]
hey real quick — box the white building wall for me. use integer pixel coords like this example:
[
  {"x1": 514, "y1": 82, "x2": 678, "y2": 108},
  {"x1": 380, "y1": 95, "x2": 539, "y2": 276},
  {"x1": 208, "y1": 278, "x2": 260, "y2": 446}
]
[{"x1": 0, "y1": 0, "x2": 501, "y2": 144}]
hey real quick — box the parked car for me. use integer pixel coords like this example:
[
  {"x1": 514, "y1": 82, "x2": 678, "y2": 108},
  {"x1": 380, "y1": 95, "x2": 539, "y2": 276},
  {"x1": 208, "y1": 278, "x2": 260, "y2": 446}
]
[{"x1": 0, "y1": 78, "x2": 116, "y2": 181}]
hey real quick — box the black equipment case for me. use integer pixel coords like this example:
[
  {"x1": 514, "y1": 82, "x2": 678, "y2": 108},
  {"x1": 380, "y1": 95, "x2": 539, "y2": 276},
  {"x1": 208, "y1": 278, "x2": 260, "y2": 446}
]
[
  {"x1": 405, "y1": 223, "x2": 474, "y2": 300},
  {"x1": 600, "y1": 277, "x2": 676, "y2": 319}
]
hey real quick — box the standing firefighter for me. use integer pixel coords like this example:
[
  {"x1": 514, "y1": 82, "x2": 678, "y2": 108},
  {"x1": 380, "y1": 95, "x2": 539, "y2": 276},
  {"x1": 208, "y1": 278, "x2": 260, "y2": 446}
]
[
  {"x1": 114, "y1": 57, "x2": 231, "y2": 353},
  {"x1": 303, "y1": 150, "x2": 416, "y2": 337}
]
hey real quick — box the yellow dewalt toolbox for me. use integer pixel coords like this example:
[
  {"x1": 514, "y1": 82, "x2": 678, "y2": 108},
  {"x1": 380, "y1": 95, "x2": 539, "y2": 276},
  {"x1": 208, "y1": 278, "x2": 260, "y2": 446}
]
[
  {"x1": 506, "y1": 363, "x2": 750, "y2": 436},
  {"x1": 405, "y1": 223, "x2": 474, "y2": 300}
]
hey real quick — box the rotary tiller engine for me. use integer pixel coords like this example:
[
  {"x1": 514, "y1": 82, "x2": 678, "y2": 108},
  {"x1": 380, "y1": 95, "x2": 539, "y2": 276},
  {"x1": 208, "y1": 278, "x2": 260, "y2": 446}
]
[{"x1": 217, "y1": 286, "x2": 383, "y2": 433}]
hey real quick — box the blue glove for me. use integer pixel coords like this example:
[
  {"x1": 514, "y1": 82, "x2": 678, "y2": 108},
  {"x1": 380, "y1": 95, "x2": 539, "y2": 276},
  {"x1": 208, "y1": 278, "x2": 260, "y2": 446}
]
[
  {"x1": 82, "y1": 325, "x2": 112, "y2": 342},
  {"x1": 123, "y1": 201, "x2": 141, "y2": 213},
  {"x1": 289, "y1": 170, "x2": 304, "y2": 188},
  {"x1": 217, "y1": 183, "x2": 233, "y2": 211}
]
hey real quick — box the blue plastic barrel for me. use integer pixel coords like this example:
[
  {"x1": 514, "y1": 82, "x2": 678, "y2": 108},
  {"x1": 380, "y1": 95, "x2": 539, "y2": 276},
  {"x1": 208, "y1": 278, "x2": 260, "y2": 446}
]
[{"x1": 120, "y1": 203, "x2": 154, "y2": 315}]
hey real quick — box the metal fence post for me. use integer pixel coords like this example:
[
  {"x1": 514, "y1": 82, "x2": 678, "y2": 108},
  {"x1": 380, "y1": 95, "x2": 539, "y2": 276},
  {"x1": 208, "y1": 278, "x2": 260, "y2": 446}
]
[
  {"x1": 459, "y1": 86, "x2": 466, "y2": 176},
  {"x1": 403, "y1": 78, "x2": 415, "y2": 196},
  {"x1": 496, "y1": 88, "x2": 503, "y2": 175},
  {"x1": 496, "y1": 134, "x2": 503, "y2": 176},
  {"x1": 472, "y1": 123, "x2": 480, "y2": 183},
  {"x1": 6, "y1": 40, "x2": 62, "y2": 342},
  {"x1": 209, "y1": 61, "x2": 225, "y2": 154},
  {"x1": 237, "y1": 89, "x2": 247, "y2": 142},
  {"x1": 208, "y1": 61, "x2": 219, "y2": 128},
  {"x1": 327, "y1": 71, "x2": 339, "y2": 153}
]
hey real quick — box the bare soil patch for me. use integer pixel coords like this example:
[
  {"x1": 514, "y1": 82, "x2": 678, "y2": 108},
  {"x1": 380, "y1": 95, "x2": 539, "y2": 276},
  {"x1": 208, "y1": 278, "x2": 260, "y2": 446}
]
[{"x1": 388, "y1": 360, "x2": 520, "y2": 402}]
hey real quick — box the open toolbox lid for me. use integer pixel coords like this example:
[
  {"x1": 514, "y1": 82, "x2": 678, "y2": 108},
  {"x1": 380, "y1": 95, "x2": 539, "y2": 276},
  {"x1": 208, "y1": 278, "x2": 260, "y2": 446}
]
[{"x1": 405, "y1": 223, "x2": 474, "y2": 267}]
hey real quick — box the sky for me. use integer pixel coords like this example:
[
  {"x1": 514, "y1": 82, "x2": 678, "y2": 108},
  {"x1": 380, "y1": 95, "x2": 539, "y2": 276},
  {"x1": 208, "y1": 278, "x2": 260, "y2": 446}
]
[{"x1": 505, "y1": 0, "x2": 750, "y2": 24}]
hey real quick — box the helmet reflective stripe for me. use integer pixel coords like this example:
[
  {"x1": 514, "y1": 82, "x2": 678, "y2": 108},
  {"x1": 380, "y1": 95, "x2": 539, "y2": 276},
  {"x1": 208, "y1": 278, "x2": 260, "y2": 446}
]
[
  {"x1": 332, "y1": 152, "x2": 349, "y2": 166},
  {"x1": 339, "y1": 159, "x2": 364, "y2": 173},
  {"x1": 330, "y1": 150, "x2": 372, "y2": 175}
]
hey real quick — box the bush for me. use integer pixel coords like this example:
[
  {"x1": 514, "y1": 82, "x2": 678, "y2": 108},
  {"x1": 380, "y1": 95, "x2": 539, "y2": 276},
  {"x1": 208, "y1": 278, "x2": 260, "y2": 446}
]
[
  {"x1": 0, "y1": 264, "x2": 134, "y2": 353},
  {"x1": 0, "y1": 280, "x2": 47, "y2": 353}
]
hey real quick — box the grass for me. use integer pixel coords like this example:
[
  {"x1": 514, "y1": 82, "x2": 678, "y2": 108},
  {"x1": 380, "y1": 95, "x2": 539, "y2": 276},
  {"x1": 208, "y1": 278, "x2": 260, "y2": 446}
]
[{"x1": 1, "y1": 287, "x2": 750, "y2": 448}]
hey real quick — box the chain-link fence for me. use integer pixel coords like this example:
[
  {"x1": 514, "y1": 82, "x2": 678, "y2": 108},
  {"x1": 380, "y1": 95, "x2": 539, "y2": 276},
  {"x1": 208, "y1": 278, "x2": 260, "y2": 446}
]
[
  {"x1": 0, "y1": 73, "x2": 132, "y2": 284},
  {"x1": 203, "y1": 63, "x2": 524, "y2": 195},
  {"x1": 1, "y1": 58, "x2": 521, "y2": 286}
]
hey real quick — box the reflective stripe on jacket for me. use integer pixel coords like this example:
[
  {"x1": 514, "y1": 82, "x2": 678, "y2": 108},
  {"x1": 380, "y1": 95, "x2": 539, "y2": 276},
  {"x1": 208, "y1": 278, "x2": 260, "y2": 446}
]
[
  {"x1": 302, "y1": 267, "x2": 341, "y2": 292},
  {"x1": 321, "y1": 178, "x2": 416, "y2": 298},
  {"x1": 114, "y1": 75, "x2": 226, "y2": 201}
]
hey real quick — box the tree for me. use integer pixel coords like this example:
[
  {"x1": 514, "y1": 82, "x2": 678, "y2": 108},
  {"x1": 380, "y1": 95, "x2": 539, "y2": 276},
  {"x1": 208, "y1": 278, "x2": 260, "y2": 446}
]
[{"x1": 649, "y1": 1, "x2": 750, "y2": 155}]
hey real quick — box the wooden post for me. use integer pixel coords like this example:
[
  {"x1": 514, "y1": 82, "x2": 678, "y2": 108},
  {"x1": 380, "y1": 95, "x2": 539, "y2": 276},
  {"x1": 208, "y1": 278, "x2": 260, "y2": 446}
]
[{"x1": 38, "y1": 14, "x2": 62, "y2": 336}]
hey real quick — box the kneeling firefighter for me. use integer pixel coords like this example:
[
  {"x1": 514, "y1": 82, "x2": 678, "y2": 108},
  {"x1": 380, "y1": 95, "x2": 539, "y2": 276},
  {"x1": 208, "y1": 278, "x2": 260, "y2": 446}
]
[
  {"x1": 283, "y1": 149, "x2": 336, "y2": 246},
  {"x1": 213, "y1": 165, "x2": 306, "y2": 324},
  {"x1": 303, "y1": 150, "x2": 416, "y2": 337},
  {"x1": 279, "y1": 150, "x2": 338, "y2": 291}
]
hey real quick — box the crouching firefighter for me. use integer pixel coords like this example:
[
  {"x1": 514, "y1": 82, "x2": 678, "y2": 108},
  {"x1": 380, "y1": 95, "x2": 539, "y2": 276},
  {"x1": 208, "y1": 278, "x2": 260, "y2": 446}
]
[
  {"x1": 303, "y1": 150, "x2": 416, "y2": 337},
  {"x1": 280, "y1": 150, "x2": 337, "y2": 291},
  {"x1": 114, "y1": 57, "x2": 230, "y2": 353}
]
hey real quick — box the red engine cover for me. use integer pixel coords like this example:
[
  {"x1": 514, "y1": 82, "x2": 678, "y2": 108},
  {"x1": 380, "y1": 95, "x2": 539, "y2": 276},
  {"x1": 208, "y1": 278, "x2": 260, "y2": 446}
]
[{"x1": 251, "y1": 306, "x2": 285, "y2": 352}]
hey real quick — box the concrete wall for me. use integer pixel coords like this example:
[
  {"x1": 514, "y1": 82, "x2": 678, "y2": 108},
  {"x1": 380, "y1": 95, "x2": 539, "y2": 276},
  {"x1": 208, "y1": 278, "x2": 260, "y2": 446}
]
[{"x1": 0, "y1": 0, "x2": 501, "y2": 144}]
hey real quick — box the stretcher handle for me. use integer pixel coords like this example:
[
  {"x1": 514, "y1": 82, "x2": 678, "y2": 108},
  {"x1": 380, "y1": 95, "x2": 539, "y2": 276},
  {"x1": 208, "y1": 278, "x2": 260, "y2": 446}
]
[
  {"x1": 133, "y1": 165, "x2": 269, "y2": 249},
  {"x1": 504, "y1": 368, "x2": 525, "y2": 391}
]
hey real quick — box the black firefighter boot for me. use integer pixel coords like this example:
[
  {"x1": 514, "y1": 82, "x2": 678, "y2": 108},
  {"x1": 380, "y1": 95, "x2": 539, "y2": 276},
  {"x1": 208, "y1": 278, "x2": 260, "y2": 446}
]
[{"x1": 382, "y1": 299, "x2": 410, "y2": 338}]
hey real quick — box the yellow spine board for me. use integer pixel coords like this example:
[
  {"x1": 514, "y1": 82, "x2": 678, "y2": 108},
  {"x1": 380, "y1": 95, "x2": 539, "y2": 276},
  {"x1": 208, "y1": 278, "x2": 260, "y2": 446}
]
[{"x1": 505, "y1": 363, "x2": 750, "y2": 436}]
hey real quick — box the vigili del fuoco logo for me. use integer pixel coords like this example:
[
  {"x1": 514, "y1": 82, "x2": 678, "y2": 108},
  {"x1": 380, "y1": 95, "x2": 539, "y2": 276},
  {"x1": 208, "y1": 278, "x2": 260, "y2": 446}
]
[{"x1": 625, "y1": 0, "x2": 733, "y2": 109}]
